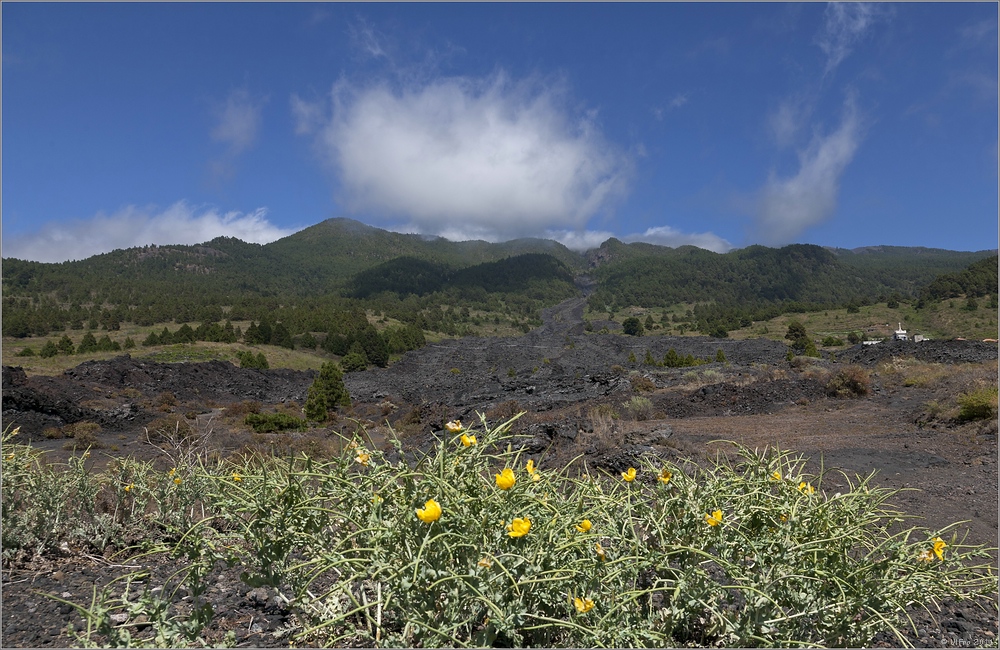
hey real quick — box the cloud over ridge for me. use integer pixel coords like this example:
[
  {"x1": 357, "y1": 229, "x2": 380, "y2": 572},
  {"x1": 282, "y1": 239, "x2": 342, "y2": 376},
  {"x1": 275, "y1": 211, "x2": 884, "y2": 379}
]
[
  {"x1": 755, "y1": 93, "x2": 863, "y2": 246},
  {"x1": 3, "y1": 201, "x2": 295, "y2": 263},
  {"x1": 297, "y1": 70, "x2": 633, "y2": 242}
]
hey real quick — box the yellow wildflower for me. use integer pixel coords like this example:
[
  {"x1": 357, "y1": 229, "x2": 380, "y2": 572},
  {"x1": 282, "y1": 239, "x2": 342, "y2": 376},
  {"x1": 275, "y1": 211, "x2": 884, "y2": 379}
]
[
  {"x1": 232, "y1": 472, "x2": 242, "y2": 482},
  {"x1": 124, "y1": 483, "x2": 134, "y2": 493},
  {"x1": 415, "y1": 498, "x2": 442, "y2": 523},
  {"x1": 595, "y1": 542, "x2": 606, "y2": 561},
  {"x1": 658, "y1": 469, "x2": 672, "y2": 484},
  {"x1": 705, "y1": 509, "x2": 723, "y2": 527},
  {"x1": 621, "y1": 467, "x2": 637, "y2": 482},
  {"x1": 573, "y1": 596, "x2": 595, "y2": 614},
  {"x1": 173, "y1": 477, "x2": 182, "y2": 485},
  {"x1": 779, "y1": 513, "x2": 788, "y2": 523},
  {"x1": 356, "y1": 451, "x2": 371, "y2": 466},
  {"x1": 445, "y1": 420, "x2": 464, "y2": 433},
  {"x1": 477, "y1": 557, "x2": 493, "y2": 568},
  {"x1": 932, "y1": 537, "x2": 947, "y2": 561},
  {"x1": 771, "y1": 471, "x2": 782, "y2": 481},
  {"x1": 798, "y1": 481, "x2": 815, "y2": 495},
  {"x1": 575, "y1": 519, "x2": 592, "y2": 533},
  {"x1": 4, "y1": 452, "x2": 15, "y2": 461},
  {"x1": 526, "y1": 459, "x2": 541, "y2": 481},
  {"x1": 460, "y1": 433, "x2": 477, "y2": 447},
  {"x1": 168, "y1": 468, "x2": 176, "y2": 476},
  {"x1": 495, "y1": 468, "x2": 516, "y2": 490},
  {"x1": 507, "y1": 517, "x2": 531, "y2": 538}
]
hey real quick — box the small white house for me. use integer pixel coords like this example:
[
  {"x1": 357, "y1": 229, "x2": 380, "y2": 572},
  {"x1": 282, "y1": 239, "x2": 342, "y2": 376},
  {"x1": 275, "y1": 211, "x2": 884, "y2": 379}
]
[{"x1": 893, "y1": 323, "x2": 908, "y2": 342}]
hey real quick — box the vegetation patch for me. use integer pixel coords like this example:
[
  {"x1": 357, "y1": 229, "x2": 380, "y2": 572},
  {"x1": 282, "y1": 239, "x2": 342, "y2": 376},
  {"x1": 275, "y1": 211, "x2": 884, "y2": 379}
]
[{"x1": 2, "y1": 419, "x2": 995, "y2": 648}]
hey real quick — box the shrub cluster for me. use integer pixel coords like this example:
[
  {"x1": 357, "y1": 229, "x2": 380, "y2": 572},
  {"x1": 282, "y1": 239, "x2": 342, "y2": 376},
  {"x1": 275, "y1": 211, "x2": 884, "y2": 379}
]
[{"x1": 4, "y1": 417, "x2": 994, "y2": 648}]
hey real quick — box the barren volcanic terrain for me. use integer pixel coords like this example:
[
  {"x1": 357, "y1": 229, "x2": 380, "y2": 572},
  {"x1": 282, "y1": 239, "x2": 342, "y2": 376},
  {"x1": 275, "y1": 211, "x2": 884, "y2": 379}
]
[{"x1": 2, "y1": 296, "x2": 998, "y2": 648}]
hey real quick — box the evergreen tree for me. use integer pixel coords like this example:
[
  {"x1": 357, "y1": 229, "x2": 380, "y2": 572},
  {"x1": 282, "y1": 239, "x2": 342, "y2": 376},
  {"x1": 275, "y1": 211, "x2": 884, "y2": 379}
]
[
  {"x1": 304, "y1": 362, "x2": 351, "y2": 422},
  {"x1": 244, "y1": 321, "x2": 263, "y2": 345},
  {"x1": 142, "y1": 331, "x2": 160, "y2": 346},
  {"x1": 664, "y1": 348, "x2": 681, "y2": 367},
  {"x1": 715, "y1": 349, "x2": 727, "y2": 363},
  {"x1": 271, "y1": 322, "x2": 294, "y2": 349},
  {"x1": 77, "y1": 331, "x2": 99, "y2": 354},
  {"x1": 123, "y1": 336, "x2": 136, "y2": 349},
  {"x1": 40, "y1": 340, "x2": 60, "y2": 358},
  {"x1": 57, "y1": 334, "x2": 76, "y2": 355}
]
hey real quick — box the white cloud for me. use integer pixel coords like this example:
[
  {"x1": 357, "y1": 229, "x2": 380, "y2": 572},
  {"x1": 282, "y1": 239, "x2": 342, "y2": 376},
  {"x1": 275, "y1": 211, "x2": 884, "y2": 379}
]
[
  {"x1": 546, "y1": 225, "x2": 732, "y2": 253},
  {"x1": 622, "y1": 226, "x2": 732, "y2": 253},
  {"x1": 211, "y1": 88, "x2": 264, "y2": 154},
  {"x1": 669, "y1": 92, "x2": 690, "y2": 109},
  {"x1": 768, "y1": 94, "x2": 812, "y2": 149},
  {"x1": 2, "y1": 201, "x2": 295, "y2": 263},
  {"x1": 815, "y1": 3, "x2": 887, "y2": 76},
  {"x1": 755, "y1": 93, "x2": 863, "y2": 245},
  {"x1": 300, "y1": 70, "x2": 633, "y2": 242}
]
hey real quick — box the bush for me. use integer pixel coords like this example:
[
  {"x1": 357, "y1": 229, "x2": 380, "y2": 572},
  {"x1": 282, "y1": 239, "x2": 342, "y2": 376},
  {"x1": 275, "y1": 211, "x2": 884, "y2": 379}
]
[
  {"x1": 957, "y1": 386, "x2": 998, "y2": 421},
  {"x1": 629, "y1": 374, "x2": 656, "y2": 393},
  {"x1": 826, "y1": 365, "x2": 871, "y2": 398},
  {"x1": 16, "y1": 347, "x2": 35, "y2": 357},
  {"x1": 244, "y1": 412, "x2": 306, "y2": 433},
  {"x1": 341, "y1": 352, "x2": 368, "y2": 373},
  {"x1": 624, "y1": 396, "x2": 654, "y2": 421},
  {"x1": 622, "y1": 317, "x2": 644, "y2": 336},
  {"x1": 821, "y1": 336, "x2": 844, "y2": 347}
]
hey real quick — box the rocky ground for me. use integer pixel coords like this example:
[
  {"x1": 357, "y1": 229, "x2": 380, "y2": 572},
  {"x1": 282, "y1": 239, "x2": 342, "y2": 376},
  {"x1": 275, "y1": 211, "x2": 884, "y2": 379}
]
[{"x1": 2, "y1": 295, "x2": 998, "y2": 648}]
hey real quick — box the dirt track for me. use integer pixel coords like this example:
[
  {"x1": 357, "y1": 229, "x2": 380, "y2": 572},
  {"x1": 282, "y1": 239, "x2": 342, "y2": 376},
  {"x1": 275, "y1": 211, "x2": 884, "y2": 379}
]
[{"x1": 2, "y1": 295, "x2": 998, "y2": 648}]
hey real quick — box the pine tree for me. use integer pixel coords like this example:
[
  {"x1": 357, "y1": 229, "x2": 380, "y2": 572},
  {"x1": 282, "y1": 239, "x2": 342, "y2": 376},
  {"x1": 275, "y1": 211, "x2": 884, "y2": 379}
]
[
  {"x1": 78, "y1": 332, "x2": 99, "y2": 354},
  {"x1": 304, "y1": 362, "x2": 351, "y2": 422}
]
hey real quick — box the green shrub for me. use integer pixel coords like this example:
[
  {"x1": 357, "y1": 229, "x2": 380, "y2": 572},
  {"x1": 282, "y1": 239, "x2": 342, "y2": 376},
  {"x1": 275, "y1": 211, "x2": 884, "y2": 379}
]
[
  {"x1": 3, "y1": 421, "x2": 996, "y2": 648},
  {"x1": 957, "y1": 386, "x2": 998, "y2": 421},
  {"x1": 244, "y1": 412, "x2": 306, "y2": 433},
  {"x1": 304, "y1": 362, "x2": 351, "y2": 422},
  {"x1": 624, "y1": 396, "x2": 654, "y2": 420},
  {"x1": 821, "y1": 336, "x2": 844, "y2": 347}
]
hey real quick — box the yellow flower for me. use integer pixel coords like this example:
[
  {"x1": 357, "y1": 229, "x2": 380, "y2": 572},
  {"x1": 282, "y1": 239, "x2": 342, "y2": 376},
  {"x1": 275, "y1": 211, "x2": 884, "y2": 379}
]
[
  {"x1": 173, "y1": 477, "x2": 182, "y2": 485},
  {"x1": 798, "y1": 481, "x2": 815, "y2": 495},
  {"x1": 232, "y1": 472, "x2": 242, "y2": 482},
  {"x1": 932, "y1": 537, "x2": 947, "y2": 561},
  {"x1": 477, "y1": 557, "x2": 493, "y2": 568},
  {"x1": 621, "y1": 467, "x2": 637, "y2": 482},
  {"x1": 4, "y1": 452, "x2": 15, "y2": 461},
  {"x1": 595, "y1": 542, "x2": 606, "y2": 561},
  {"x1": 507, "y1": 517, "x2": 531, "y2": 537},
  {"x1": 460, "y1": 433, "x2": 477, "y2": 447},
  {"x1": 415, "y1": 498, "x2": 442, "y2": 523},
  {"x1": 658, "y1": 469, "x2": 672, "y2": 484},
  {"x1": 575, "y1": 519, "x2": 592, "y2": 533},
  {"x1": 779, "y1": 513, "x2": 788, "y2": 523},
  {"x1": 573, "y1": 596, "x2": 595, "y2": 613},
  {"x1": 168, "y1": 468, "x2": 176, "y2": 476},
  {"x1": 771, "y1": 471, "x2": 782, "y2": 481},
  {"x1": 526, "y1": 459, "x2": 541, "y2": 481},
  {"x1": 356, "y1": 451, "x2": 371, "y2": 466},
  {"x1": 445, "y1": 420, "x2": 464, "y2": 433},
  {"x1": 372, "y1": 493, "x2": 383, "y2": 504},
  {"x1": 495, "y1": 468, "x2": 516, "y2": 490},
  {"x1": 705, "y1": 509, "x2": 723, "y2": 527},
  {"x1": 124, "y1": 483, "x2": 134, "y2": 493}
]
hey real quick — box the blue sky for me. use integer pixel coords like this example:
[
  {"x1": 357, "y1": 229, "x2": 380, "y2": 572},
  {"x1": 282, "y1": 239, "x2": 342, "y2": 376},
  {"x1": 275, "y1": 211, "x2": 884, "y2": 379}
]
[{"x1": 3, "y1": 2, "x2": 997, "y2": 263}]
